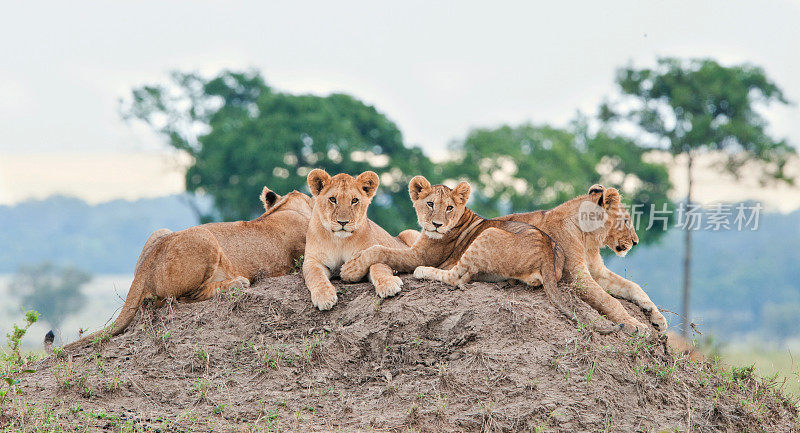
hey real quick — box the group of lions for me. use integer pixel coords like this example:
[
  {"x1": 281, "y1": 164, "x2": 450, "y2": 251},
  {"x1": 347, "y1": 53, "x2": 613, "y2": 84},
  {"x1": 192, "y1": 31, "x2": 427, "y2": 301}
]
[{"x1": 63, "y1": 169, "x2": 667, "y2": 349}]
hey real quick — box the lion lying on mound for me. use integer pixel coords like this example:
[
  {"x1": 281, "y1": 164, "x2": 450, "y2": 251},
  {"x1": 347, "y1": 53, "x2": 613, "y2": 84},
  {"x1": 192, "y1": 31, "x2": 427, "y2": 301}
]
[
  {"x1": 342, "y1": 178, "x2": 662, "y2": 335},
  {"x1": 340, "y1": 176, "x2": 617, "y2": 333},
  {"x1": 492, "y1": 184, "x2": 667, "y2": 334},
  {"x1": 63, "y1": 187, "x2": 314, "y2": 349},
  {"x1": 302, "y1": 169, "x2": 419, "y2": 310}
]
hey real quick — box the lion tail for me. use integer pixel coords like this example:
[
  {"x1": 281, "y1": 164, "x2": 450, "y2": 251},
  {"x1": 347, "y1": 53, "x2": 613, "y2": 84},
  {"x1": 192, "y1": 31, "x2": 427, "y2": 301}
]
[{"x1": 62, "y1": 275, "x2": 147, "y2": 351}]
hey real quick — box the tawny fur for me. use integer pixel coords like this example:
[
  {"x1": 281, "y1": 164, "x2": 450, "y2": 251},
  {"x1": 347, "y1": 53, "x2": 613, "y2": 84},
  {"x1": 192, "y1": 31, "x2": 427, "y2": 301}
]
[
  {"x1": 302, "y1": 169, "x2": 418, "y2": 310},
  {"x1": 341, "y1": 176, "x2": 614, "y2": 333},
  {"x1": 64, "y1": 188, "x2": 314, "y2": 349},
  {"x1": 492, "y1": 184, "x2": 667, "y2": 335},
  {"x1": 342, "y1": 178, "x2": 665, "y2": 336}
]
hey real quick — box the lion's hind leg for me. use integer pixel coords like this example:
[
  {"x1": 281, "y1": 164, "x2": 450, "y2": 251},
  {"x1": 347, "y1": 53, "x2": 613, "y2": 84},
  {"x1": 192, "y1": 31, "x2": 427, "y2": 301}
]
[
  {"x1": 413, "y1": 229, "x2": 506, "y2": 287},
  {"x1": 180, "y1": 238, "x2": 249, "y2": 302},
  {"x1": 190, "y1": 275, "x2": 249, "y2": 302}
]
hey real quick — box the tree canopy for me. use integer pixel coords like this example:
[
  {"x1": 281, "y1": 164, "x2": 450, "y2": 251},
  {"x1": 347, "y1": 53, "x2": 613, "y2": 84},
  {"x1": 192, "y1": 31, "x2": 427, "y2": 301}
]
[
  {"x1": 124, "y1": 70, "x2": 434, "y2": 234},
  {"x1": 124, "y1": 69, "x2": 674, "y2": 246},
  {"x1": 605, "y1": 57, "x2": 794, "y2": 183},
  {"x1": 443, "y1": 119, "x2": 673, "y2": 245}
]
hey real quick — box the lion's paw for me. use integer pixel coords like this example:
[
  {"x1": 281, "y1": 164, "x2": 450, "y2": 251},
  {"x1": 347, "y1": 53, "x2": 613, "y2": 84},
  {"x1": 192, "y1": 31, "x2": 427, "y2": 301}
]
[
  {"x1": 622, "y1": 319, "x2": 651, "y2": 338},
  {"x1": 311, "y1": 285, "x2": 338, "y2": 311},
  {"x1": 650, "y1": 309, "x2": 668, "y2": 333},
  {"x1": 375, "y1": 275, "x2": 403, "y2": 298},
  {"x1": 340, "y1": 259, "x2": 367, "y2": 282},
  {"x1": 232, "y1": 276, "x2": 250, "y2": 289}
]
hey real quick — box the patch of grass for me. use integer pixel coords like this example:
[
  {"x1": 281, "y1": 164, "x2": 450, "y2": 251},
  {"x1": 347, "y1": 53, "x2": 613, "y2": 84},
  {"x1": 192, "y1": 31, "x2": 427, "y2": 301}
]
[
  {"x1": 52, "y1": 358, "x2": 87, "y2": 391},
  {"x1": 213, "y1": 403, "x2": 227, "y2": 415},
  {"x1": 252, "y1": 343, "x2": 292, "y2": 372},
  {"x1": 90, "y1": 327, "x2": 113, "y2": 346},
  {"x1": 435, "y1": 392, "x2": 447, "y2": 416},
  {"x1": 624, "y1": 333, "x2": 655, "y2": 357},
  {"x1": 193, "y1": 378, "x2": 209, "y2": 403},
  {"x1": 586, "y1": 359, "x2": 596, "y2": 382},
  {"x1": 299, "y1": 334, "x2": 323, "y2": 365},
  {"x1": 721, "y1": 348, "x2": 800, "y2": 397},
  {"x1": 1, "y1": 311, "x2": 39, "y2": 406}
]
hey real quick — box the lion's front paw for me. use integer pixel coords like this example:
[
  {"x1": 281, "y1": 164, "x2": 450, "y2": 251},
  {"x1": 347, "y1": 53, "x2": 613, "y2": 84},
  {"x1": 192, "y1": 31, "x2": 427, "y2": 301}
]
[
  {"x1": 374, "y1": 275, "x2": 403, "y2": 298},
  {"x1": 649, "y1": 309, "x2": 668, "y2": 333},
  {"x1": 621, "y1": 319, "x2": 651, "y2": 338},
  {"x1": 340, "y1": 258, "x2": 368, "y2": 282},
  {"x1": 310, "y1": 284, "x2": 338, "y2": 311}
]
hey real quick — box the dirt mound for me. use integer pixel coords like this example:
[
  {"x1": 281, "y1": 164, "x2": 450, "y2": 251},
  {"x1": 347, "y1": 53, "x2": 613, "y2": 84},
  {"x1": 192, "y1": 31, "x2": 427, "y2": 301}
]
[{"x1": 7, "y1": 275, "x2": 799, "y2": 432}]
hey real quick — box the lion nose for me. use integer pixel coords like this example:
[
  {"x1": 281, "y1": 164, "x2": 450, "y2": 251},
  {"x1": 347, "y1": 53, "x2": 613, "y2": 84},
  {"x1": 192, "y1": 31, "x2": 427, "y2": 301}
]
[
  {"x1": 432, "y1": 222, "x2": 442, "y2": 228},
  {"x1": 633, "y1": 241, "x2": 638, "y2": 246},
  {"x1": 616, "y1": 245, "x2": 624, "y2": 252},
  {"x1": 337, "y1": 220, "x2": 349, "y2": 228}
]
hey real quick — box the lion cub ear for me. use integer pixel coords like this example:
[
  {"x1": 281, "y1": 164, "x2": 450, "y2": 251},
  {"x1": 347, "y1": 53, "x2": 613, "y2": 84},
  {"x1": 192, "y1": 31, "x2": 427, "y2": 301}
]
[
  {"x1": 356, "y1": 171, "x2": 380, "y2": 198},
  {"x1": 260, "y1": 187, "x2": 280, "y2": 211},
  {"x1": 588, "y1": 184, "x2": 605, "y2": 195},
  {"x1": 451, "y1": 182, "x2": 471, "y2": 205},
  {"x1": 307, "y1": 169, "x2": 331, "y2": 197},
  {"x1": 409, "y1": 176, "x2": 432, "y2": 201},
  {"x1": 599, "y1": 187, "x2": 621, "y2": 209}
]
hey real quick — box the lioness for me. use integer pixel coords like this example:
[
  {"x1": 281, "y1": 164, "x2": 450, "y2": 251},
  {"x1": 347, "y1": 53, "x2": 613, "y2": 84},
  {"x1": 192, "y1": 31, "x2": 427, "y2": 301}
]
[
  {"x1": 302, "y1": 169, "x2": 418, "y2": 310},
  {"x1": 64, "y1": 187, "x2": 313, "y2": 349}
]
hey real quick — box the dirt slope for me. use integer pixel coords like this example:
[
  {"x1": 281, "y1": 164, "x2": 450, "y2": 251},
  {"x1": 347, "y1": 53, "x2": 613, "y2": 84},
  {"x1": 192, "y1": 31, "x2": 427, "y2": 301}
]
[{"x1": 8, "y1": 275, "x2": 799, "y2": 432}]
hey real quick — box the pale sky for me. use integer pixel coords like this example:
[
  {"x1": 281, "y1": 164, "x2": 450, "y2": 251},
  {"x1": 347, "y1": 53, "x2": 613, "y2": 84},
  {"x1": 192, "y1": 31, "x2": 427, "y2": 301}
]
[{"x1": 1, "y1": 1, "x2": 799, "y2": 207}]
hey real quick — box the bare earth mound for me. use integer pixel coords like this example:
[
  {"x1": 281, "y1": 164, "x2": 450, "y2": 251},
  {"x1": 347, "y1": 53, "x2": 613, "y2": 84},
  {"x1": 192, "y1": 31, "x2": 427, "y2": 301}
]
[{"x1": 6, "y1": 275, "x2": 799, "y2": 432}]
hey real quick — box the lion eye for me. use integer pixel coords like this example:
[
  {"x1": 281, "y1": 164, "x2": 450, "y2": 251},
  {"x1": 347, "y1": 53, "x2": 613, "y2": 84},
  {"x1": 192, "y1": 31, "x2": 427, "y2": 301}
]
[
  {"x1": 426, "y1": 201, "x2": 434, "y2": 208},
  {"x1": 351, "y1": 198, "x2": 359, "y2": 205},
  {"x1": 329, "y1": 197, "x2": 337, "y2": 204},
  {"x1": 446, "y1": 205, "x2": 454, "y2": 212}
]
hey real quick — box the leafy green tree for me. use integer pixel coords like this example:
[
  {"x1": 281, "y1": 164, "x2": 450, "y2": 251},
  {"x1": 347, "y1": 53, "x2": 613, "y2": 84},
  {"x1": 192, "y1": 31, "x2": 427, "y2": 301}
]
[
  {"x1": 604, "y1": 57, "x2": 795, "y2": 336},
  {"x1": 123, "y1": 70, "x2": 434, "y2": 234},
  {"x1": 443, "y1": 118, "x2": 673, "y2": 246},
  {"x1": 10, "y1": 262, "x2": 91, "y2": 330}
]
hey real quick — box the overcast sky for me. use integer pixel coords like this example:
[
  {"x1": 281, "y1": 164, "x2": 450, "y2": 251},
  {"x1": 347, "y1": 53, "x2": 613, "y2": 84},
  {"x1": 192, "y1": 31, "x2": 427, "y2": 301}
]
[{"x1": 1, "y1": 0, "x2": 798, "y2": 205}]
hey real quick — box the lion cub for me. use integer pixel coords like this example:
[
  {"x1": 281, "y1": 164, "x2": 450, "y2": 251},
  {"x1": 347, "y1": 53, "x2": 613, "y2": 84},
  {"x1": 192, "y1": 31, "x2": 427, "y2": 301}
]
[
  {"x1": 302, "y1": 169, "x2": 418, "y2": 310},
  {"x1": 340, "y1": 176, "x2": 588, "y2": 327}
]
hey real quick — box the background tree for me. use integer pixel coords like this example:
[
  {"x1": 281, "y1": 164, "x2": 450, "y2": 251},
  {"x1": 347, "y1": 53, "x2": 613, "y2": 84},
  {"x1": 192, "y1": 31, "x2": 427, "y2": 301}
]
[
  {"x1": 10, "y1": 262, "x2": 91, "y2": 330},
  {"x1": 604, "y1": 57, "x2": 796, "y2": 336},
  {"x1": 123, "y1": 70, "x2": 434, "y2": 234},
  {"x1": 443, "y1": 117, "x2": 673, "y2": 246}
]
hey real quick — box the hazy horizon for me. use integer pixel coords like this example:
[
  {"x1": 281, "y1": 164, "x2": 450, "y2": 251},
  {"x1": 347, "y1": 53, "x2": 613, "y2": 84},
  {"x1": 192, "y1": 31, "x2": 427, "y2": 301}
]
[{"x1": 2, "y1": 0, "x2": 799, "y2": 207}]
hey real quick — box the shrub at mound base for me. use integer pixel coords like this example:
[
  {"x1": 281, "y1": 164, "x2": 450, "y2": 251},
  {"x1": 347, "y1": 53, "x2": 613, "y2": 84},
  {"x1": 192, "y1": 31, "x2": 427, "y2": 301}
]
[{"x1": 4, "y1": 275, "x2": 798, "y2": 432}]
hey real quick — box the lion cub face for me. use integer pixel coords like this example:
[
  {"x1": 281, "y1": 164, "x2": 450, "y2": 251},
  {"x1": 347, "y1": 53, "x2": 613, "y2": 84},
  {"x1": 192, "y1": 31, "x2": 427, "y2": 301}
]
[
  {"x1": 587, "y1": 185, "x2": 639, "y2": 257},
  {"x1": 408, "y1": 176, "x2": 471, "y2": 239},
  {"x1": 307, "y1": 169, "x2": 379, "y2": 238}
]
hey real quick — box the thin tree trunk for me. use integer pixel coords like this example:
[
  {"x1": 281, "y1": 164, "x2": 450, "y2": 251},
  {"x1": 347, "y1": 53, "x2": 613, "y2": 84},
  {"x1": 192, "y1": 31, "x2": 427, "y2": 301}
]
[{"x1": 681, "y1": 152, "x2": 693, "y2": 338}]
